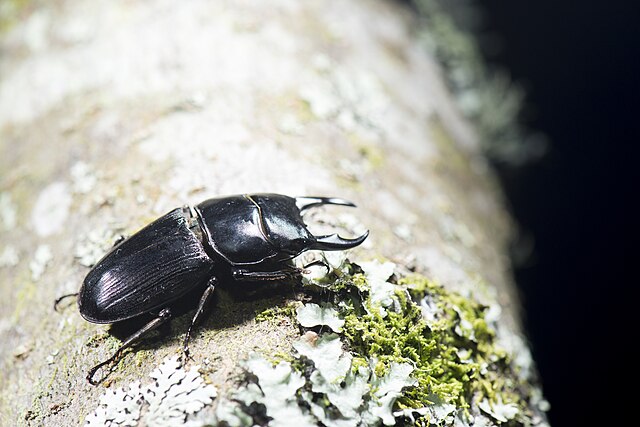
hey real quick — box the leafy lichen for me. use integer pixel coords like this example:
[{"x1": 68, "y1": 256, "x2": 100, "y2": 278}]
[
  {"x1": 412, "y1": 0, "x2": 546, "y2": 166},
  {"x1": 213, "y1": 258, "x2": 545, "y2": 426},
  {"x1": 296, "y1": 303, "x2": 345, "y2": 333},
  {"x1": 85, "y1": 356, "x2": 217, "y2": 427}
]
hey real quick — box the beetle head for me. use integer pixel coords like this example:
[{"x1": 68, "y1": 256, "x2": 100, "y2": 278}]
[{"x1": 250, "y1": 194, "x2": 368, "y2": 258}]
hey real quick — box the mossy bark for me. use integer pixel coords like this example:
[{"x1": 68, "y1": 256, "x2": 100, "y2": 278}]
[{"x1": 0, "y1": 0, "x2": 545, "y2": 425}]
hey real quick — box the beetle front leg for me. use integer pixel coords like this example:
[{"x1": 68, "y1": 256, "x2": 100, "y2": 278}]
[
  {"x1": 182, "y1": 277, "x2": 217, "y2": 360},
  {"x1": 87, "y1": 308, "x2": 172, "y2": 385}
]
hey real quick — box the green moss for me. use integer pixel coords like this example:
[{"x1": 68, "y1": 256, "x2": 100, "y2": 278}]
[
  {"x1": 322, "y1": 266, "x2": 523, "y2": 419},
  {"x1": 254, "y1": 301, "x2": 299, "y2": 323},
  {"x1": 332, "y1": 272, "x2": 369, "y2": 292},
  {"x1": 218, "y1": 259, "x2": 540, "y2": 426}
]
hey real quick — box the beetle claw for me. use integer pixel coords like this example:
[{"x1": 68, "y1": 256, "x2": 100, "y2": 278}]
[
  {"x1": 312, "y1": 230, "x2": 369, "y2": 250},
  {"x1": 295, "y1": 196, "x2": 356, "y2": 213}
]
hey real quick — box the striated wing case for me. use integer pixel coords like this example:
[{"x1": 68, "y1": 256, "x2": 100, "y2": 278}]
[{"x1": 78, "y1": 208, "x2": 214, "y2": 323}]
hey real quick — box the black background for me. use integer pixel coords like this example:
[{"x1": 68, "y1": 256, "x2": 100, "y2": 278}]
[{"x1": 476, "y1": 1, "x2": 637, "y2": 426}]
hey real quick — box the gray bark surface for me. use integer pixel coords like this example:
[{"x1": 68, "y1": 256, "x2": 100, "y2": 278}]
[{"x1": 0, "y1": 0, "x2": 539, "y2": 425}]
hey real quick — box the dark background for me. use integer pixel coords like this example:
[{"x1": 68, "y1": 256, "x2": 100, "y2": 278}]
[{"x1": 476, "y1": 1, "x2": 637, "y2": 426}]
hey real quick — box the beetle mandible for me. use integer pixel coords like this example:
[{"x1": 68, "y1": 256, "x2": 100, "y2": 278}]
[{"x1": 59, "y1": 193, "x2": 368, "y2": 384}]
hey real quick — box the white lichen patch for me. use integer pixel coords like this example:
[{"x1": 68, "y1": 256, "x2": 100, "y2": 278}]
[
  {"x1": 278, "y1": 113, "x2": 305, "y2": 135},
  {"x1": 31, "y1": 182, "x2": 72, "y2": 237},
  {"x1": 419, "y1": 292, "x2": 440, "y2": 327},
  {"x1": 134, "y1": 110, "x2": 333, "y2": 202},
  {"x1": 208, "y1": 257, "x2": 549, "y2": 426},
  {"x1": 310, "y1": 366, "x2": 370, "y2": 419},
  {"x1": 296, "y1": 251, "x2": 349, "y2": 286},
  {"x1": 453, "y1": 304, "x2": 478, "y2": 342},
  {"x1": 242, "y1": 354, "x2": 316, "y2": 427},
  {"x1": 85, "y1": 356, "x2": 217, "y2": 427},
  {"x1": 479, "y1": 397, "x2": 519, "y2": 423},
  {"x1": 294, "y1": 332, "x2": 352, "y2": 384},
  {"x1": 143, "y1": 356, "x2": 217, "y2": 427},
  {"x1": 0, "y1": 245, "x2": 19, "y2": 268},
  {"x1": 0, "y1": 192, "x2": 17, "y2": 230},
  {"x1": 360, "y1": 260, "x2": 396, "y2": 312},
  {"x1": 216, "y1": 338, "x2": 416, "y2": 427},
  {"x1": 374, "y1": 362, "x2": 416, "y2": 399},
  {"x1": 85, "y1": 382, "x2": 144, "y2": 427},
  {"x1": 495, "y1": 330, "x2": 534, "y2": 382},
  {"x1": 29, "y1": 244, "x2": 52, "y2": 280},
  {"x1": 74, "y1": 227, "x2": 117, "y2": 267},
  {"x1": 213, "y1": 398, "x2": 254, "y2": 427},
  {"x1": 394, "y1": 395, "x2": 456, "y2": 425},
  {"x1": 70, "y1": 161, "x2": 98, "y2": 194},
  {"x1": 296, "y1": 303, "x2": 344, "y2": 332},
  {"x1": 299, "y1": 61, "x2": 389, "y2": 136}
]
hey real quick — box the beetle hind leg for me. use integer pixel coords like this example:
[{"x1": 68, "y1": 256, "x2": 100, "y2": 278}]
[{"x1": 87, "y1": 308, "x2": 173, "y2": 385}]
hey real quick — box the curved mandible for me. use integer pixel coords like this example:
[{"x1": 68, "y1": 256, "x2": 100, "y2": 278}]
[
  {"x1": 295, "y1": 196, "x2": 356, "y2": 213},
  {"x1": 311, "y1": 230, "x2": 370, "y2": 250},
  {"x1": 295, "y1": 196, "x2": 369, "y2": 250}
]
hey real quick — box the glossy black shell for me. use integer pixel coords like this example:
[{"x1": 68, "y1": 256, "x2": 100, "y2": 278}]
[
  {"x1": 78, "y1": 194, "x2": 320, "y2": 324},
  {"x1": 78, "y1": 208, "x2": 214, "y2": 323},
  {"x1": 195, "y1": 194, "x2": 314, "y2": 265}
]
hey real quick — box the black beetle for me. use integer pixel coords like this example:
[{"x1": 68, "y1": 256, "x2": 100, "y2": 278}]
[{"x1": 58, "y1": 193, "x2": 368, "y2": 384}]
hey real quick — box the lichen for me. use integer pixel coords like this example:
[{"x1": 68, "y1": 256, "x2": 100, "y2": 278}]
[
  {"x1": 211, "y1": 257, "x2": 546, "y2": 426},
  {"x1": 413, "y1": 0, "x2": 546, "y2": 165},
  {"x1": 29, "y1": 244, "x2": 52, "y2": 281},
  {"x1": 0, "y1": 245, "x2": 19, "y2": 268},
  {"x1": 70, "y1": 161, "x2": 98, "y2": 195},
  {"x1": 74, "y1": 227, "x2": 118, "y2": 267},
  {"x1": 30, "y1": 182, "x2": 72, "y2": 237},
  {"x1": 0, "y1": 191, "x2": 17, "y2": 230},
  {"x1": 85, "y1": 356, "x2": 217, "y2": 427},
  {"x1": 296, "y1": 303, "x2": 344, "y2": 332}
]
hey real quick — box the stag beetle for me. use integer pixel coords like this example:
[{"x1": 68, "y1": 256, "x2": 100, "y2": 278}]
[{"x1": 56, "y1": 193, "x2": 368, "y2": 384}]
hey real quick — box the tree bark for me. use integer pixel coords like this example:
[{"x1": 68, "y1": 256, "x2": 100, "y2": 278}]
[{"x1": 0, "y1": 1, "x2": 547, "y2": 426}]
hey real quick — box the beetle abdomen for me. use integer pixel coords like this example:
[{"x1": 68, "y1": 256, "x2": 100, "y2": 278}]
[{"x1": 79, "y1": 208, "x2": 214, "y2": 323}]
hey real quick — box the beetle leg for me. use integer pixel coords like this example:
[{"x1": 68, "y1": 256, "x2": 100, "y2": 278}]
[
  {"x1": 182, "y1": 277, "x2": 217, "y2": 361},
  {"x1": 87, "y1": 308, "x2": 172, "y2": 385},
  {"x1": 231, "y1": 267, "x2": 301, "y2": 282},
  {"x1": 302, "y1": 259, "x2": 330, "y2": 274},
  {"x1": 53, "y1": 292, "x2": 78, "y2": 312}
]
